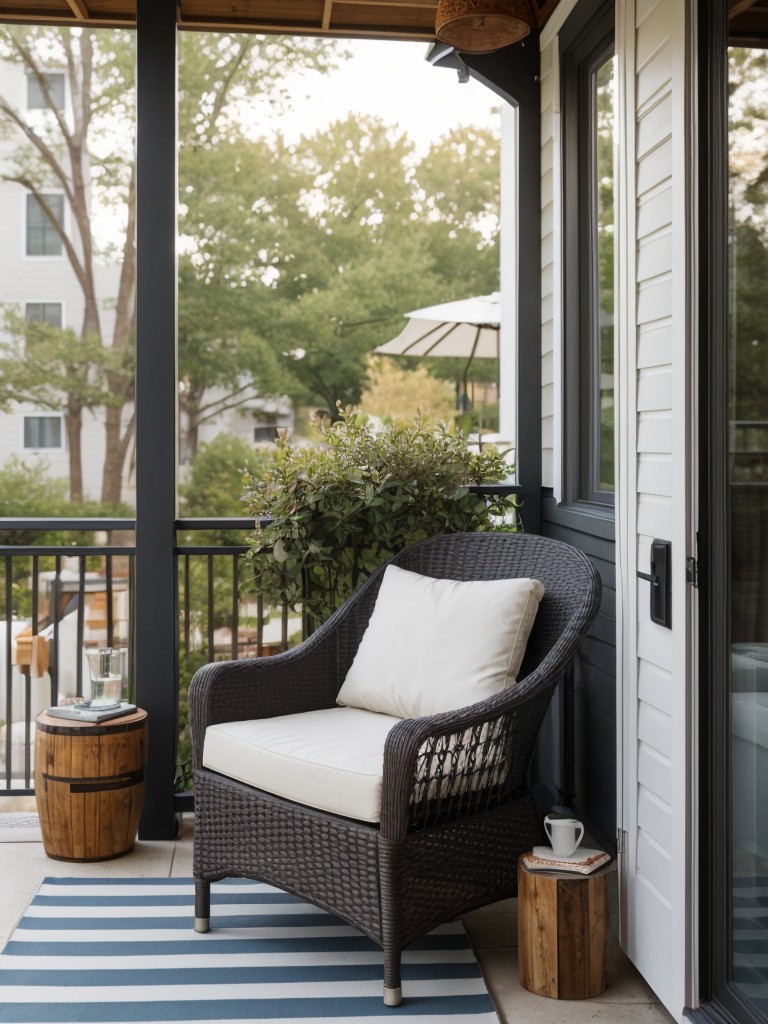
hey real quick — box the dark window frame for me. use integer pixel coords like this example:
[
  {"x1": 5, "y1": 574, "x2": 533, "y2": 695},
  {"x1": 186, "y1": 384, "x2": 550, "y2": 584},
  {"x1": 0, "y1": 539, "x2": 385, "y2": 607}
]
[
  {"x1": 25, "y1": 301, "x2": 63, "y2": 328},
  {"x1": 26, "y1": 71, "x2": 65, "y2": 111},
  {"x1": 25, "y1": 193, "x2": 64, "y2": 257},
  {"x1": 23, "y1": 414, "x2": 63, "y2": 450},
  {"x1": 695, "y1": 4, "x2": 768, "y2": 1024},
  {"x1": 561, "y1": 0, "x2": 616, "y2": 509}
]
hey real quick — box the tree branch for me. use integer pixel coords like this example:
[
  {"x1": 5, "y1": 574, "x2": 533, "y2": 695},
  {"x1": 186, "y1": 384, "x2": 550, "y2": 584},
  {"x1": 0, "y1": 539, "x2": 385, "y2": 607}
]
[
  {"x1": 0, "y1": 99, "x2": 77, "y2": 208},
  {"x1": 6, "y1": 174, "x2": 87, "y2": 289}
]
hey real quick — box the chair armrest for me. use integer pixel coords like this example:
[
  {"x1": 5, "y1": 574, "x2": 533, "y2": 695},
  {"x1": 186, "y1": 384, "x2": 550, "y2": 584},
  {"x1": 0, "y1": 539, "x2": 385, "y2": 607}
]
[
  {"x1": 379, "y1": 664, "x2": 560, "y2": 839},
  {"x1": 189, "y1": 634, "x2": 341, "y2": 768},
  {"x1": 190, "y1": 550, "x2": 392, "y2": 768}
]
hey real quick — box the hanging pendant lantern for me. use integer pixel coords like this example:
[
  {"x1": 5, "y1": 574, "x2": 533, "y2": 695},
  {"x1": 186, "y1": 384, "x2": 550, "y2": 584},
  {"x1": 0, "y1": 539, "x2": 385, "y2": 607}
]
[{"x1": 435, "y1": 0, "x2": 535, "y2": 54}]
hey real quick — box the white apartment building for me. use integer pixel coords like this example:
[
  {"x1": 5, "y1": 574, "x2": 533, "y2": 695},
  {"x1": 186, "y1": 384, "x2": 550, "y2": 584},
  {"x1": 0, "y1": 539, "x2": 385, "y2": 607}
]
[{"x1": 0, "y1": 57, "x2": 292, "y2": 508}]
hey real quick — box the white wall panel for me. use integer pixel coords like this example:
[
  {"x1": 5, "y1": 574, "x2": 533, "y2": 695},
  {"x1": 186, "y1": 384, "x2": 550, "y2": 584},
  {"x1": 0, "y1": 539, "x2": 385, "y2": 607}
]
[{"x1": 617, "y1": 2, "x2": 696, "y2": 1008}]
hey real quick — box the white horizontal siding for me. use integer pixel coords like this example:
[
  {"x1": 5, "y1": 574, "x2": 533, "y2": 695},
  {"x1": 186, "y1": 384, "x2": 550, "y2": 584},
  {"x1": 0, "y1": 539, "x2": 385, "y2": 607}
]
[
  {"x1": 637, "y1": 826, "x2": 673, "y2": 904},
  {"x1": 618, "y1": 0, "x2": 695, "y2": 1014},
  {"x1": 638, "y1": 322, "x2": 674, "y2": 368},
  {"x1": 637, "y1": 454, "x2": 673, "y2": 496}
]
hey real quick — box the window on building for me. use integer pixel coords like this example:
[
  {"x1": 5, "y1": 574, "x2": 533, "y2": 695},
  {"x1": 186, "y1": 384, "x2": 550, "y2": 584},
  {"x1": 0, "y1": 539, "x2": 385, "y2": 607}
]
[
  {"x1": 27, "y1": 71, "x2": 65, "y2": 110},
  {"x1": 23, "y1": 415, "x2": 63, "y2": 450},
  {"x1": 562, "y1": 1, "x2": 616, "y2": 506},
  {"x1": 254, "y1": 425, "x2": 279, "y2": 443},
  {"x1": 26, "y1": 194, "x2": 64, "y2": 256},
  {"x1": 25, "y1": 302, "x2": 63, "y2": 328}
]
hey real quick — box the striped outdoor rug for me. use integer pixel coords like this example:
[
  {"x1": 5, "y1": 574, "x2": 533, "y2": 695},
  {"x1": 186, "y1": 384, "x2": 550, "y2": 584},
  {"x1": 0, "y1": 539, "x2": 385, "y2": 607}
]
[{"x1": 0, "y1": 878, "x2": 498, "y2": 1023}]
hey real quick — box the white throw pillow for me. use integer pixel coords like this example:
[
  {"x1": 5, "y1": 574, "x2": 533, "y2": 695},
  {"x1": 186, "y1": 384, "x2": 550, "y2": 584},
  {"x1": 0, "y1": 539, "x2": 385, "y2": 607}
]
[{"x1": 336, "y1": 564, "x2": 545, "y2": 719}]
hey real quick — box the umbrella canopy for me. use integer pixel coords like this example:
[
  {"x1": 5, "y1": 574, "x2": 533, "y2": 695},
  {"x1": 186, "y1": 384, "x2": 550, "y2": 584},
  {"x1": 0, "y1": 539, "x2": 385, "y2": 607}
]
[{"x1": 375, "y1": 292, "x2": 500, "y2": 361}]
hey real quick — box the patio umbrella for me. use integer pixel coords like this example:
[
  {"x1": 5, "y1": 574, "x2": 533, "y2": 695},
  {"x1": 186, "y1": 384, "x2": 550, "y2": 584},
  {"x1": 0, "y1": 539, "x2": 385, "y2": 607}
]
[{"x1": 375, "y1": 291, "x2": 500, "y2": 408}]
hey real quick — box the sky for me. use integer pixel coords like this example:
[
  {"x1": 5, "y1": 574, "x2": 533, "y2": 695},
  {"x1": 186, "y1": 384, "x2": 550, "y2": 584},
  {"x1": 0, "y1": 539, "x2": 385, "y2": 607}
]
[{"x1": 259, "y1": 39, "x2": 500, "y2": 152}]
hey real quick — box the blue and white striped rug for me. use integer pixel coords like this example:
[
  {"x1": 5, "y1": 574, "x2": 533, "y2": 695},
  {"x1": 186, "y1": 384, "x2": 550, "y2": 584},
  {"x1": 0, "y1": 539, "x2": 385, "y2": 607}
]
[{"x1": 0, "y1": 878, "x2": 498, "y2": 1023}]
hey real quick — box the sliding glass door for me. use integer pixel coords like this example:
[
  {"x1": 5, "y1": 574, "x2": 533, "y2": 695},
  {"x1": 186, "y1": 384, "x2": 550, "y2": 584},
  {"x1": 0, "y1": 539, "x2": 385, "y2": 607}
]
[{"x1": 726, "y1": 37, "x2": 768, "y2": 1022}]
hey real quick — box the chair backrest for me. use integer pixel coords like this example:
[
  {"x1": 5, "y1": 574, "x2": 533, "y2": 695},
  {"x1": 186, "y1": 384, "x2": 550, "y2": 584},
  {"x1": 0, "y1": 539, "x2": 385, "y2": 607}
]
[{"x1": 335, "y1": 532, "x2": 601, "y2": 690}]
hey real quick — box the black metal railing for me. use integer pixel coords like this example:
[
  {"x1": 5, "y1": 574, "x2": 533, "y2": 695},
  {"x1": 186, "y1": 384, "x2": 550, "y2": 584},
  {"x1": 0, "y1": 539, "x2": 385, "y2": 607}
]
[
  {"x1": 0, "y1": 520, "x2": 136, "y2": 793},
  {"x1": 1, "y1": 490, "x2": 520, "y2": 799},
  {"x1": 0, "y1": 517, "x2": 292, "y2": 797}
]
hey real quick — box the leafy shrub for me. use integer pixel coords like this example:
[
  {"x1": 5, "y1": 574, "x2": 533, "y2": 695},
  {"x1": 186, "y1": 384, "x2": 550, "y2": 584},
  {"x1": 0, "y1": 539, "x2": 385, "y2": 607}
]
[{"x1": 243, "y1": 406, "x2": 518, "y2": 628}]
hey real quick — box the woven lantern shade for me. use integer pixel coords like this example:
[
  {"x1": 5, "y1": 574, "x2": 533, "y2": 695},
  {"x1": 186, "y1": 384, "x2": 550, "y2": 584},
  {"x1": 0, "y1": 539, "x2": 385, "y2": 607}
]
[{"x1": 435, "y1": 0, "x2": 535, "y2": 53}]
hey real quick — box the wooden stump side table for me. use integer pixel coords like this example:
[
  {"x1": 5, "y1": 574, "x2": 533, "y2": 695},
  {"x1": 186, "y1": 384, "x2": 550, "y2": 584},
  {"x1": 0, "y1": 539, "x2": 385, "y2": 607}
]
[
  {"x1": 34, "y1": 708, "x2": 147, "y2": 862},
  {"x1": 517, "y1": 854, "x2": 612, "y2": 999}
]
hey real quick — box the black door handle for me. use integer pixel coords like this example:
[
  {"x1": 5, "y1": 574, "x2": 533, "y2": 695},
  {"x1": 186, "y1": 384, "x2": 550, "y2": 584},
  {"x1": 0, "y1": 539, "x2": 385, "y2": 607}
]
[{"x1": 637, "y1": 540, "x2": 672, "y2": 629}]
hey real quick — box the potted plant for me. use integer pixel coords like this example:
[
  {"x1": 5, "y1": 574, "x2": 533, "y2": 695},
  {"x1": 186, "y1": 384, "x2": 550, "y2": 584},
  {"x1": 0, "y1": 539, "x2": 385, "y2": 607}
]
[{"x1": 243, "y1": 405, "x2": 518, "y2": 631}]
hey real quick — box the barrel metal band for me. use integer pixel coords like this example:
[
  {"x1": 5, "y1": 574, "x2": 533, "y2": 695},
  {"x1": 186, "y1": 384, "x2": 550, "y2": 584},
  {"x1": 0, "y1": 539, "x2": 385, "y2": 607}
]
[{"x1": 41, "y1": 770, "x2": 145, "y2": 792}]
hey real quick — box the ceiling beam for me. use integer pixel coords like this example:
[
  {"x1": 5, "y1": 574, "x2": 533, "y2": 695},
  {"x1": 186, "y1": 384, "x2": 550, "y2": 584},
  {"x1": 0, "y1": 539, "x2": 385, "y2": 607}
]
[{"x1": 66, "y1": 0, "x2": 91, "y2": 18}]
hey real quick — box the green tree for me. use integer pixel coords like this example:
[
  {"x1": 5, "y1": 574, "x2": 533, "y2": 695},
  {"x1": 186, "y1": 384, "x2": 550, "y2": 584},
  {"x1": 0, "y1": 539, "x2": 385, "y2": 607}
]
[
  {"x1": 359, "y1": 355, "x2": 455, "y2": 425},
  {"x1": 177, "y1": 36, "x2": 343, "y2": 458},
  {"x1": 0, "y1": 26, "x2": 341, "y2": 501},
  {"x1": 254, "y1": 116, "x2": 501, "y2": 418},
  {"x1": 179, "y1": 432, "x2": 269, "y2": 520}
]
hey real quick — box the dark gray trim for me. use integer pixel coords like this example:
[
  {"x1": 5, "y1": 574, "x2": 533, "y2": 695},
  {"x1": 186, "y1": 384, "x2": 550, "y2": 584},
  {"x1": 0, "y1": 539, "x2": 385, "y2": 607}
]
[
  {"x1": 560, "y1": 0, "x2": 615, "y2": 508},
  {"x1": 697, "y1": 0, "x2": 737, "y2": 1019},
  {"x1": 135, "y1": 0, "x2": 179, "y2": 840},
  {"x1": 542, "y1": 489, "x2": 617, "y2": 853}
]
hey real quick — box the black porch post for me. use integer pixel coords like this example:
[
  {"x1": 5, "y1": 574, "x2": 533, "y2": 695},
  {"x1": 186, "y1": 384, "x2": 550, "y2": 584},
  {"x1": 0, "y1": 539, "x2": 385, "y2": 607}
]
[
  {"x1": 467, "y1": 44, "x2": 543, "y2": 534},
  {"x1": 135, "y1": 0, "x2": 179, "y2": 839},
  {"x1": 429, "y1": 43, "x2": 543, "y2": 533}
]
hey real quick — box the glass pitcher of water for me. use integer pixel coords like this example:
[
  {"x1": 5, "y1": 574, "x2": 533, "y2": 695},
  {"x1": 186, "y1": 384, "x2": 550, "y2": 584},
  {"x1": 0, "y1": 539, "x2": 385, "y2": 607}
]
[{"x1": 85, "y1": 647, "x2": 124, "y2": 707}]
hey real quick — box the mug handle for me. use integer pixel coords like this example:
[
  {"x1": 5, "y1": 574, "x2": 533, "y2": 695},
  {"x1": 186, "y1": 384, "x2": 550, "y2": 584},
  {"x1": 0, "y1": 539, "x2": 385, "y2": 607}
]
[
  {"x1": 575, "y1": 821, "x2": 584, "y2": 848},
  {"x1": 544, "y1": 816, "x2": 553, "y2": 844}
]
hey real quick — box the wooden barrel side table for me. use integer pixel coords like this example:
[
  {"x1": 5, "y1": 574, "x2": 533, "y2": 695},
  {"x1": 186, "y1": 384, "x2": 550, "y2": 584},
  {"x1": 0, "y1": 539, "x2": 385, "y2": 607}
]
[
  {"x1": 34, "y1": 708, "x2": 147, "y2": 862},
  {"x1": 517, "y1": 854, "x2": 611, "y2": 1000}
]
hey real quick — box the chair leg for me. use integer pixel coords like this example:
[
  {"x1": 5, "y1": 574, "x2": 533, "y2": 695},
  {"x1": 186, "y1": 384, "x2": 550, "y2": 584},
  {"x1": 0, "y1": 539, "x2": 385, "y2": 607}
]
[
  {"x1": 194, "y1": 878, "x2": 210, "y2": 933},
  {"x1": 383, "y1": 946, "x2": 402, "y2": 1006}
]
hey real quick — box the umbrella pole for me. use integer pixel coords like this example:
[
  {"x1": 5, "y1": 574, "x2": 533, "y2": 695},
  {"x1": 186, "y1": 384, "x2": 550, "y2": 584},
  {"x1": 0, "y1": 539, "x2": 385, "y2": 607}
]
[{"x1": 460, "y1": 325, "x2": 482, "y2": 415}]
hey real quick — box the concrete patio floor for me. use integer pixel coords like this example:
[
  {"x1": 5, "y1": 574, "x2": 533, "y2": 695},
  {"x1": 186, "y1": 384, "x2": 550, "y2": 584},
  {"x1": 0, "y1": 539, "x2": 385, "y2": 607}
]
[{"x1": 0, "y1": 801, "x2": 674, "y2": 1024}]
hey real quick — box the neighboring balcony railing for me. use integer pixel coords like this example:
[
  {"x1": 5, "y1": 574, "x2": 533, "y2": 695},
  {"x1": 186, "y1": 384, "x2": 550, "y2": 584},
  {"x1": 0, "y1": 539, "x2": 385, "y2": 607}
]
[{"x1": 0, "y1": 517, "x2": 294, "y2": 797}]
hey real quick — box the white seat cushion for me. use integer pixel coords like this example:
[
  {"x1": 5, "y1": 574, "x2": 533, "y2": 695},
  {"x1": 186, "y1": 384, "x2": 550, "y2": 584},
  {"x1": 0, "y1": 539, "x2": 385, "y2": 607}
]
[
  {"x1": 336, "y1": 564, "x2": 545, "y2": 719},
  {"x1": 202, "y1": 706, "x2": 402, "y2": 823}
]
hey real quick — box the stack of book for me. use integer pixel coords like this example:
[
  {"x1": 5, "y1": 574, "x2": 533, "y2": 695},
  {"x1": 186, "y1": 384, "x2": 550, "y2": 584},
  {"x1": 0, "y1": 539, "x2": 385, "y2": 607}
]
[
  {"x1": 522, "y1": 846, "x2": 612, "y2": 875},
  {"x1": 46, "y1": 702, "x2": 137, "y2": 723}
]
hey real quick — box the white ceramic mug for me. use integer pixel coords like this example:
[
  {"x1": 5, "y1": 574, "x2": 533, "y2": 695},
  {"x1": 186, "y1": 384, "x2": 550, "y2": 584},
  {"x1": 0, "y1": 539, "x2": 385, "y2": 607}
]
[{"x1": 544, "y1": 815, "x2": 584, "y2": 857}]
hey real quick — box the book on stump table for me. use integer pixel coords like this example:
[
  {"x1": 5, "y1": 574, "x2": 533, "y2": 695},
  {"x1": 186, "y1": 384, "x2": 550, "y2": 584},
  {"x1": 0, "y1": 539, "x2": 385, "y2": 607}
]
[
  {"x1": 522, "y1": 846, "x2": 612, "y2": 875},
  {"x1": 45, "y1": 703, "x2": 137, "y2": 724}
]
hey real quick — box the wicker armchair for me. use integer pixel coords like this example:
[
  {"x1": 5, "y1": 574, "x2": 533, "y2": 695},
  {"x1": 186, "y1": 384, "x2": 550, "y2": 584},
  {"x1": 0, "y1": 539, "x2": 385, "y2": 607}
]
[{"x1": 189, "y1": 531, "x2": 601, "y2": 1006}]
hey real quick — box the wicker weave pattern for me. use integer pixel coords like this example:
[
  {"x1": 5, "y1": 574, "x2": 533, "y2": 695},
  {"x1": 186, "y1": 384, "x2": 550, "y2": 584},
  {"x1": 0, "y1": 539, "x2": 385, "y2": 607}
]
[{"x1": 190, "y1": 531, "x2": 601, "y2": 1001}]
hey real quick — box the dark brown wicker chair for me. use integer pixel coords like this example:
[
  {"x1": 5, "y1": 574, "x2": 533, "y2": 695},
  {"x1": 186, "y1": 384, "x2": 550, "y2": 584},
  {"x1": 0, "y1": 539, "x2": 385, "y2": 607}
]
[{"x1": 189, "y1": 531, "x2": 601, "y2": 1006}]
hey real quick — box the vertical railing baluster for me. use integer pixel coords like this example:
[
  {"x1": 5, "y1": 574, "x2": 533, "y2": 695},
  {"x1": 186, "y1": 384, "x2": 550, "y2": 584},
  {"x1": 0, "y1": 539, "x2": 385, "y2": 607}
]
[
  {"x1": 23, "y1": 668, "x2": 31, "y2": 788},
  {"x1": 184, "y1": 554, "x2": 190, "y2": 658},
  {"x1": 51, "y1": 556, "x2": 62, "y2": 707},
  {"x1": 76, "y1": 555, "x2": 86, "y2": 698},
  {"x1": 282, "y1": 602, "x2": 289, "y2": 651},
  {"x1": 106, "y1": 556, "x2": 114, "y2": 647},
  {"x1": 257, "y1": 594, "x2": 264, "y2": 657},
  {"x1": 31, "y1": 555, "x2": 40, "y2": 785},
  {"x1": 231, "y1": 556, "x2": 238, "y2": 661},
  {"x1": 128, "y1": 555, "x2": 136, "y2": 704},
  {"x1": 4, "y1": 556, "x2": 13, "y2": 789},
  {"x1": 31, "y1": 556, "x2": 39, "y2": 632},
  {"x1": 207, "y1": 554, "x2": 214, "y2": 660}
]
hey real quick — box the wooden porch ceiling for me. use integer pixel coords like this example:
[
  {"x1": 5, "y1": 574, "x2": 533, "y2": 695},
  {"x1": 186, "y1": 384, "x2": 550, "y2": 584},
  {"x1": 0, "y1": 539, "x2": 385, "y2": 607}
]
[
  {"x1": 730, "y1": 0, "x2": 768, "y2": 43},
  {"x1": 0, "y1": 0, "x2": 563, "y2": 42}
]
